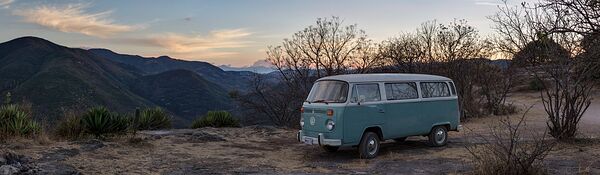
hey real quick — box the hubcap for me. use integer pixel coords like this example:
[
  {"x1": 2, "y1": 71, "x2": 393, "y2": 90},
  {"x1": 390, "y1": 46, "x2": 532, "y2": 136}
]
[
  {"x1": 367, "y1": 137, "x2": 378, "y2": 155},
  {"x1": 435, "y1": 128, "x2": 446, "y2": 144}
]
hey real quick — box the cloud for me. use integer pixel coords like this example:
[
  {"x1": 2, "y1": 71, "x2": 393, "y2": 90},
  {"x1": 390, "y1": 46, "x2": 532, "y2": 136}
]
[
  {"x1": 0, "y1": 0, "x2": 14, "y2": 8},
  {"x1": 119, "y1": 29, "x2": 253, "y2": 59},
  {"x1": 14, "y1": 4, "x2": 138, "y2": 37},
  {"x1": 473, "y1": 0, "x2": 502, "y2": 6}
]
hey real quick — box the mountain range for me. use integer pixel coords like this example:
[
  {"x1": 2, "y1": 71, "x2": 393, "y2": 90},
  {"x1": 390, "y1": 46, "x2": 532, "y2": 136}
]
[{"x1": 0, "y1": 36, "x2": 256, "y2": 127}]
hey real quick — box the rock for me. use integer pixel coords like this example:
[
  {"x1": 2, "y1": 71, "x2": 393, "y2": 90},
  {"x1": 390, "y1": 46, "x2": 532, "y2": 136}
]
[
  {"x1": 77, "y1": 139, "x2": 105, "y2": 152},
  {"x1": 0, "y1": 157, "x2": 6, "y2": 165},
  {"x1": 0, "y1": 165, "x2": 18, "y2": 175},
  {"x1": 151, "y1": 135, "x2": 162, "y2": 140},
  {"x1": 246, "y1": 125, "x2": 277, "y2": 132},
  {"x1": 2, "y1": 152, "x2": 29, "y2": 165},
  {"x1": 188, "y1": 131, "x2": 225, "y2": 143}
]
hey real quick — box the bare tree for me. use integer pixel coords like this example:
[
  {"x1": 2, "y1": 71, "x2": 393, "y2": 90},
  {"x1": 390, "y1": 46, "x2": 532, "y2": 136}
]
[
  {"x1": 490, "y1": 0, "x2": 596, "y2": 139},
  {"x1": 234, "y1": 17, "x2": 382, "y2": 127},
  {"x1": 229, "y1": 74, "x2": 301, "y2": 128},
  {"x1": 381, "y1": 20, "x2": 499, "y2": 118}
]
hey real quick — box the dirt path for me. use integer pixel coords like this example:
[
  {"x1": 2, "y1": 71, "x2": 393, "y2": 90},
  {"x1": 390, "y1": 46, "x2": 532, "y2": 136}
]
[{"x1": 1, "y1": 92, "x2": 599, "y2": 174}]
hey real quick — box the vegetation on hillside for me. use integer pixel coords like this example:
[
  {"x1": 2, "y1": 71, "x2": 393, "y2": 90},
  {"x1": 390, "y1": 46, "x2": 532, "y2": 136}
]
[{"x1": 191, "y1": 111, "x2": 240, "y2": 128}]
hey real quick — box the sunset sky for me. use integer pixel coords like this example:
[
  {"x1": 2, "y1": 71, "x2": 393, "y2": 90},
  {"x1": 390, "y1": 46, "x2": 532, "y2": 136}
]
[{"x1": 0, "y1": 0, "x2": 531, "y2": 67}]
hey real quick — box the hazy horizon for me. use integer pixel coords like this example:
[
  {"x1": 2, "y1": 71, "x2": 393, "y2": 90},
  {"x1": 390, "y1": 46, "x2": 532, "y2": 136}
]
[{"x1": 0, "y1": 0, "x2": 532, "y2": 67}]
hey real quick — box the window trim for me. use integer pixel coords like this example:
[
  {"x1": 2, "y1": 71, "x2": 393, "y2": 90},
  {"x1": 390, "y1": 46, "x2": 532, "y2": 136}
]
[
  {"x1": 349, "y1": 83, "x2": 382, "y2": 104},
  {"x1": 383, "y1": 82, "x2": 419, "y2": 101},
  {"x1": 419, "y1": 81, "x2": 452, "y2": 98}
]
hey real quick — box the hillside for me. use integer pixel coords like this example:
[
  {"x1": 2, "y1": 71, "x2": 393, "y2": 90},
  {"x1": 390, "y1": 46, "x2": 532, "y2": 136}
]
[
  {"x1": 131, "y1": 69, "x2": 233, "y2": 126},
  {"x1": 0, "y1": 37, "x2": 235, "y2": 126},
  {"x1": 0, "y1": 37, "x2": 153, "y2": 118},
  {"x1": 89, "y1": 48, "x2": 252, "y2": 91}
]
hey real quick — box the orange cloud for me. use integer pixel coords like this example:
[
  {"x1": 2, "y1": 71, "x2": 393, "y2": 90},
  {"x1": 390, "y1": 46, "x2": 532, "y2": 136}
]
[{"x1": 14, "y1": 4, "x2": 138, "y2": 37}]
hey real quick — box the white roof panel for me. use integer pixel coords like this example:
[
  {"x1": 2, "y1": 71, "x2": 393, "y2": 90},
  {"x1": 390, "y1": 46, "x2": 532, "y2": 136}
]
[{"x1": 317, "y1": 73, "x2": 451, "y2": 83}]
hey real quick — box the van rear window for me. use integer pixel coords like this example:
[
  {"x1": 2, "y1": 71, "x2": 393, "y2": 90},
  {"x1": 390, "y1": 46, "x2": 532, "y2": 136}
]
[
  {"x1": 306, "y1": 81, "x2": 349, "y2": 103},
  {"x1": 420, "y1": 82, "x2": 451, "y2": 98}
]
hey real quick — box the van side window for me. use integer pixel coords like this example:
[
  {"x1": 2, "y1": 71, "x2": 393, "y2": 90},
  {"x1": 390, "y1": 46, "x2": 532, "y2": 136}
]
[
  {"x1": 420, "y1": 82, "x2": 450, "y2": 98},
  {"x1": 448, "y1": 82, "x2": 457, "y2": 96},
  {"x1": 385, "y1": 82, "x2": 418, "y2": 100},
  {"x1": 350, "y1": 84, "x2": 381, "y2": 103}
]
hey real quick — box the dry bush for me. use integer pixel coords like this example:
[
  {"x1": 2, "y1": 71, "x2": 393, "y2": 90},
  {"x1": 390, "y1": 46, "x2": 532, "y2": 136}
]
[
  {"x1": 466, "y1": 107, "x2": 555, "y2": 175},
  {"x1": 54, "y1": 110, "x2": 85, "y2": 140}
]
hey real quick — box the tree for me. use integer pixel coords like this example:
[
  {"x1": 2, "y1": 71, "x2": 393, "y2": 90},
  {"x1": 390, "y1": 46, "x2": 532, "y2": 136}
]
[
  {"x1": 237, "y1": 17, "x2": 382, "y2": 127},
  {"x1": 380, "y1": 20, "x2": 500, "y2": 118},
  {"x1": 490, "y1": 0, "x2": 596, "y2": 140}
]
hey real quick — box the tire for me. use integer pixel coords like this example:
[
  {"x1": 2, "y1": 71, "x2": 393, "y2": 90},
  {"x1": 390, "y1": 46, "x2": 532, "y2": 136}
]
[
  {"x1": 393, "y1": 137, "x2": 407, "y2": 143},
  {"x1": 321, "y1": 145, "x2": 339, "y2": 153},
  {"x1": 358, "y1": 132, "x2": 380, "y2": 159},
  {"x1": 428, "y1": 125, "x2": 448, "y2": 147}
]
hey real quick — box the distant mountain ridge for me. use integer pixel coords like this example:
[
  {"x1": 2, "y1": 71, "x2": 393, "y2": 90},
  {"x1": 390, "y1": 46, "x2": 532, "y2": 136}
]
[
  {"x1": 0, "y1": 36, "x2": 242, "y2": 127},
  {"x1": 89, "y1": 48, "x2": 252, "y2": 91}
]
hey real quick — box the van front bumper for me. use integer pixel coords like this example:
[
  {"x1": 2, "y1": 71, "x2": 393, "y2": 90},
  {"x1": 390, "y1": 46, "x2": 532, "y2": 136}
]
[{"x1": 297, "y1": 130, "x2": 342, "y2": 146}]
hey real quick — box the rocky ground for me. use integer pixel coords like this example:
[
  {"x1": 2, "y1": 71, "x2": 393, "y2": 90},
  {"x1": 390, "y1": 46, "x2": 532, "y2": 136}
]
[{"x1": 1, "y1": 92, "x2": 599, "y2": 175}]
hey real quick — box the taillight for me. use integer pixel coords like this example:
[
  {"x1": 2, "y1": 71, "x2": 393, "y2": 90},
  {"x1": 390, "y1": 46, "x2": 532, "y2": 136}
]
[
  {"x1": 300, "y1": 107, "x2": 304, "y2": 113},
  {"x1": 327, "y1": 109, "x2": 334, "y2": 117}
]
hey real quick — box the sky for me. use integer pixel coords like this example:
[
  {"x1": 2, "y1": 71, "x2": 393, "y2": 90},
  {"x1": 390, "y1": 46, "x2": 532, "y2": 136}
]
[{"x1": 0, "y1": 0, "x2": 531, "y2": 67}]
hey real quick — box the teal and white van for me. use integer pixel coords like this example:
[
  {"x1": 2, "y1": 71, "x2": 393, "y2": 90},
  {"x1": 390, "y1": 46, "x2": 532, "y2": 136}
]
[{"x1": 297, "y1": 74, "x2": 461, "y2": 158}]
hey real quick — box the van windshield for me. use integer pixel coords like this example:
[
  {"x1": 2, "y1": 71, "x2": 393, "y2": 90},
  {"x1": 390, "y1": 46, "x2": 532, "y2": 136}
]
[{"x1": 306, "y1": 81, "x2": 348, "y2": 103}]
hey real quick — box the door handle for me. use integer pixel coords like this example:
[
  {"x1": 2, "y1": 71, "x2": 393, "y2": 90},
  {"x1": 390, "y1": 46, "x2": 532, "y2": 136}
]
[{"x1": 377, "y1": 108, "x2": 385, "y2": 113}]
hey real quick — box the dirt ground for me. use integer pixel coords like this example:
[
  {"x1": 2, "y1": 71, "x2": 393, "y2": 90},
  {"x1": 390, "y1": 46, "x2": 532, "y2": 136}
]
[{"x1": 1, "y1": 92, "x2": 599, "y2": 174}]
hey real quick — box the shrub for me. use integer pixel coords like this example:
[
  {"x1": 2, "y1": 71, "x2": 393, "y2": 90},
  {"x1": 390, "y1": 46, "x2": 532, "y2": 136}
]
[
  {"x1": 54, "y1": 111, "x2": 84, "y2": 140},
  {"x1": 528, "y1": 78, "x2": 545, "y2": 91},
  {"x1": 0, "y1": 104, "x2": 40, "y2": 138},
  {"x1": 492, "y1": 103, "x2": 519, "y2": 116},
  {"x1": 466, "y1": 107, "x2": 554, "y2": 175},
  {"x1": 81, "y1": 107, "x2": 129, "y2": 138},
  {"x1": 191, "y1": 111, "x2": 240, "y2": 128},
  {"x1": 131, "y1": 107, "x2": 172, "y2": 131}
]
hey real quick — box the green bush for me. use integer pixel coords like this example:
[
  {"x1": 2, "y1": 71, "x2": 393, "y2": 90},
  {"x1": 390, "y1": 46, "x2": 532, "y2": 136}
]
[
  {"x1": 81, "y1": 107, "x2": 129, "y2": 138},
  {"x1": 54, "y1": 111, "x2": 84, "y2": 140},
  {"x1": 191, "y1": 111, "x2": 240, "y2": 128},
  {"x1": 131, "y1": 107, "x2": 172, "y2": 131},
  {"x1": 0, "y1": 104, "x2": 40, "y2": 138}
]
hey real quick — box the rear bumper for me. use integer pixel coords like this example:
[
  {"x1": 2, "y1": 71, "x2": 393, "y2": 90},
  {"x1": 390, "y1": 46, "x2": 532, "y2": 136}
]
[{"x1": 297, "y1": 130, "x2": 342, "y2": 146}]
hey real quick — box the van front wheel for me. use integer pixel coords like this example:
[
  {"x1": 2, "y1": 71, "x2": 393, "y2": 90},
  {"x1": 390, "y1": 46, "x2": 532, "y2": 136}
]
[
  {"x1": 321, "y1": 146, "x2": 339, "y2": 153},
  {"x1": 428, "y1": 126, "x2": 448, "y2": 147},
  {"x1": 358, "y1": 132, "x2": 380, "y2": 159}
]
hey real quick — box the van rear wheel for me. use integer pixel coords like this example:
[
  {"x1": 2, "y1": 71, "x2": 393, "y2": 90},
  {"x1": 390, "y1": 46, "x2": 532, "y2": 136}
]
[
  {"x1": 428, "y1": 126, "x2": 448, "y2": 147},
  {"x1": 321, "y1": 145, "x2": 339, "y2": 153},
  {"x1": 358, "y1": 132, "x2": 380, "y2": 159}
]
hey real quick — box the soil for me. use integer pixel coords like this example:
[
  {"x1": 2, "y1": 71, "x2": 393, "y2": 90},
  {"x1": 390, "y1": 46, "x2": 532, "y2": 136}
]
[{"x1": 1, "y1": 92, "x2": 599, "y2": 174}]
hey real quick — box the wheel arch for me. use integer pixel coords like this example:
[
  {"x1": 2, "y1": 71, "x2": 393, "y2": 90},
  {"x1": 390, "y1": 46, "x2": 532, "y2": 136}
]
[{"x1": 362, "y1": 126, "x2": 384, "y2": 141}]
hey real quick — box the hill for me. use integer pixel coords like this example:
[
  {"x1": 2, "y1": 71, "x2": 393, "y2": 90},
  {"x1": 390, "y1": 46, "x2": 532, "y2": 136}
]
[
  {"x1": 0, "y1": 36, "x2": 234, "y2": 126},
  {"x1": 0, "y1": 37, "x2": 153, "y2": 118},
  {"x1": 131, "y1": 69, "x2": 233, "y2": 126},
  {"x1": 89, "y1": 48, "x2": 252, "y2": 91}
]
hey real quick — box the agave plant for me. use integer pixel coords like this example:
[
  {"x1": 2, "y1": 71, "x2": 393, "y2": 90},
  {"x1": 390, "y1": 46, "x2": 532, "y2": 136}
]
[
  {"x1": 191, "y1": 111, "x2": 240, "y2": 128},
  {"x1": 81, "y1": 107, "x2": 129, "y2": 138},
  {"x1": 0, "y1": 104, "x2": 40, "y2": 137},
  {"x1": 131, "y1": 107, "x2": 172, "y2": 131}
]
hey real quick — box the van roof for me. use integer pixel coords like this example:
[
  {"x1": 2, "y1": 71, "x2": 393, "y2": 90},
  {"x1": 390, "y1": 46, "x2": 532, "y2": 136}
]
[{"x1": 317, "y1": 73, "x2": 452, "y2": 83}]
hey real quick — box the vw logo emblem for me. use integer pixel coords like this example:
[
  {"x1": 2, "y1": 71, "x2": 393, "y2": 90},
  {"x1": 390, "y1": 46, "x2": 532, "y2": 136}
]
[{"x1": 309, "y1": 117, "x2": 316, "y2": 125}]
